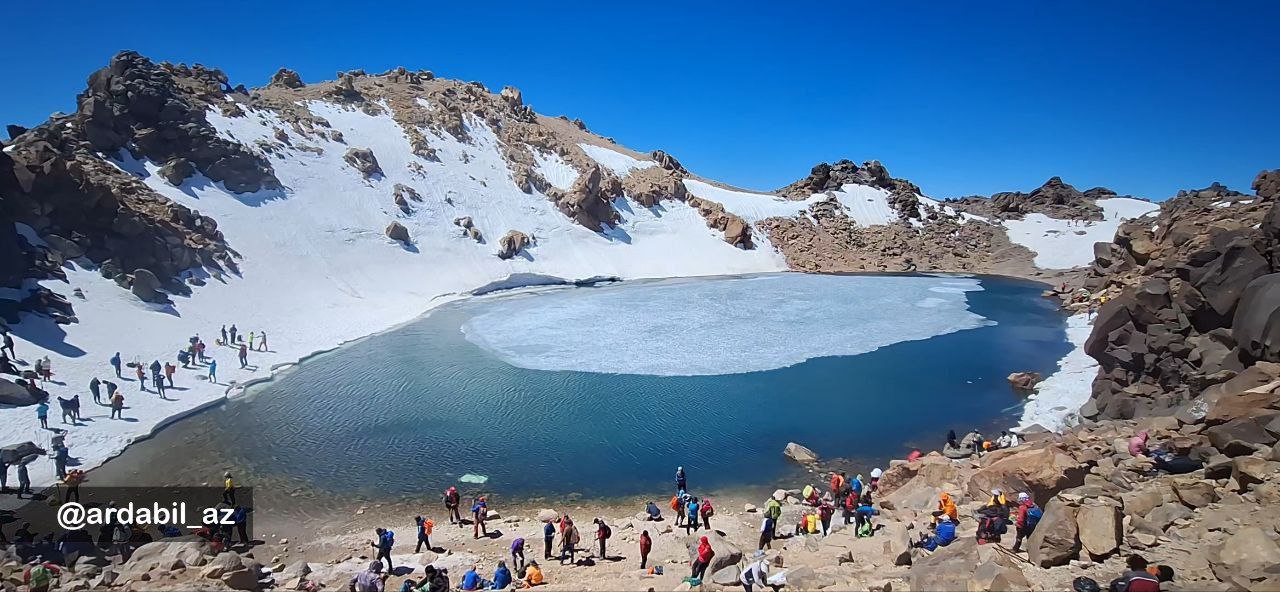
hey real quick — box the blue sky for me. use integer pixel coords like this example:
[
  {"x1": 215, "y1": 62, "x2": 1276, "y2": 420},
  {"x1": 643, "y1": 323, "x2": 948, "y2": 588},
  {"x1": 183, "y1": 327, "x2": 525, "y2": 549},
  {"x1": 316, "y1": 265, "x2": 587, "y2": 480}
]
[{"x1": 2, "y1": 1, "x2": 1276, "y2": 199}]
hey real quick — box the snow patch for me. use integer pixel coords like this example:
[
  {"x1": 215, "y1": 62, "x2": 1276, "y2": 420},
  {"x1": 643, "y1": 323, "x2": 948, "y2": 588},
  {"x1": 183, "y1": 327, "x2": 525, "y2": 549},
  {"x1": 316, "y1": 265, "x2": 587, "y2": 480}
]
[
  {"x1": 1002, "y1": 197, "x2": 1159, "y2": 269},
  {"x1": 532, "y1": 150, "x2": 579, "y2": 190},
  {"x1": 1017, "y1": 313, "x2": 1096, "y2": 432},
  {"x1": 577, "y1": 143, "x2": 656, "y2": 177}
]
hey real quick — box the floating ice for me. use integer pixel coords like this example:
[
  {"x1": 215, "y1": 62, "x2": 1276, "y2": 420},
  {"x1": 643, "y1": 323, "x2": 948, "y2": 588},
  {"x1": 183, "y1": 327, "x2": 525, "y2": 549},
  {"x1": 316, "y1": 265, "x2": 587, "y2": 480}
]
[
  {"x1": 461, "y1": 273, "x2": 991, "y2": 376},
  {"x1": 459, "y1": 474, "x2": 489, "y2": 484}
]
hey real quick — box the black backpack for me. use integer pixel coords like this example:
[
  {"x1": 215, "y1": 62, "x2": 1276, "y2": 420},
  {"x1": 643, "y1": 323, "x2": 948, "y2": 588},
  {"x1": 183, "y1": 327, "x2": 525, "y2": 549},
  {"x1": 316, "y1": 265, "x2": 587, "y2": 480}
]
[{"x1": 600, "y1": 524, "x2": 612, "y2": 539}]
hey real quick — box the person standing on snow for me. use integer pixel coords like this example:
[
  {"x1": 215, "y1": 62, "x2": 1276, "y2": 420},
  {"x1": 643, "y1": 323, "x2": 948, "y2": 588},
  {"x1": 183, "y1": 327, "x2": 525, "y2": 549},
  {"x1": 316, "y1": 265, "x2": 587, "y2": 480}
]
[
  {"x1": 238, "y1": 344, "x2": 248, "y2": 369},
  {"x1": 208, "y1": 359, "x2": 217, "y2": 383},
  {"x1": 1, "y1": 331, "x2": 14, "y2": 359},
  {"x1": 229, "y1": 325, "x2": 238, "y2": 345},
  {"x1": 110, "y1": 352, "x2": 122, "y2": 377},
  {"x1": 89, "y1": 377, "x2": 102, "y2": 405},
  {"x1": 220, "y1": 325, "x2": 228, "y2": 346},
  {"x1": 258, "y1": 331, "x2": 268, "y2": 351}
]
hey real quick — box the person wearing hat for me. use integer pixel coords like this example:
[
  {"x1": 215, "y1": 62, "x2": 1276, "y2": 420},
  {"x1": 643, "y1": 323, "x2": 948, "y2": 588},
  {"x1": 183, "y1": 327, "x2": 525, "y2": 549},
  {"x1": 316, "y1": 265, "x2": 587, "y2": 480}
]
[
  {"x1": 1011, "y1": 492, "x2": 1041, "y2": 553},
  {"x1": 349, "y1": 560, "x2": 387, "y2": 592},
  {"x1": 740, "y1": 550, "x2": 771, "y2": 592}
]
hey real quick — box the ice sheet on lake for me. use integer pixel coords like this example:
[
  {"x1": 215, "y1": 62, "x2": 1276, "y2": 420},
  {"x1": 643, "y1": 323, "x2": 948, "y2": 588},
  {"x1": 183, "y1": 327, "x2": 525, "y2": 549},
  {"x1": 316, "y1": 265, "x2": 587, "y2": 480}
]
[{"x1": 461, "y1": 274, "x2": 991, "y2": 376}]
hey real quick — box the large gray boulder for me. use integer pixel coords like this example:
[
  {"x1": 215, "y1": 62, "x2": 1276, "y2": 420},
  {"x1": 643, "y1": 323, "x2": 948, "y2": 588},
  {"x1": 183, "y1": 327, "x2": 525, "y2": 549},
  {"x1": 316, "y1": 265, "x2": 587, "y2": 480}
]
[
  {"x1": 130, "y1": 269, "x2": 166, "y2": 303},
  {"x1": 1027, "y1": 498, "x2": 1080, "y2": 567},
  {"x1": 496, "y1": 230, "x2": 530, "y2": 260},
  {"x1": 1233, "y1": 274, "x2": 1280, "y2": 364},
  {"x1": 344, "y1": 147, "x2": 382, "y2": 178},
  {"x1": 0, "y1": 380, "x2": 39, "y2": 406},
  {"x1": 385, "y1": 222, "x2": 411, "y2": 244},
  {"x1": 1076, "y1": 501, "x2": 1122, "y2": 557},
  {"x1": 1210, "y1": 526, "x2": 1280, "y2": 581}
]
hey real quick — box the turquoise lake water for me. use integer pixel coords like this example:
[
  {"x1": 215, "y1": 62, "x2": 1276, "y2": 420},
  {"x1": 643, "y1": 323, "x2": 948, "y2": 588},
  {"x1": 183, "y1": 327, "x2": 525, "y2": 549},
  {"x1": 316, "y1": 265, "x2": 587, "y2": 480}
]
[{"x1": 99, "y1": 273, "x2": 1070, "y2": 500}]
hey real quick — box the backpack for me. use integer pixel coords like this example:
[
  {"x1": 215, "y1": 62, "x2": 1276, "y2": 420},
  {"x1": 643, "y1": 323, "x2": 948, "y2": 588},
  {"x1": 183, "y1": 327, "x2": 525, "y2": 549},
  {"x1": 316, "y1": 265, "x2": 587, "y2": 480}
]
[
  {"x1": 382, "y1": 530, "x2": 395, "y2": 548},
  {"x1": 600, "y1": 524, "x2": 611, "y2": 539},
  {"x1": 976, "y1": 517, "x2": 1001, "y2": 543},
  {"x1": 671, "y1": 496, "x2": 680, "y2": 511},
  {"x1": 702, "y1": 502, "x2": 714, "y2": 517},
  {"x1": 857, "y1": 520, "x2": 873, "y2": 538},
  {"x1": 1025, "y1": 505, "x2": 1043, "y2": 529}
]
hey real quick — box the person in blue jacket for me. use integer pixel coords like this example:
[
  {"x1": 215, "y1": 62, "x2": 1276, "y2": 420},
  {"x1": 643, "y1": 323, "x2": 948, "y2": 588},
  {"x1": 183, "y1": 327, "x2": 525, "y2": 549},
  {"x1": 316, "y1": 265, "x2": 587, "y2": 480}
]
[
  {"x1": 490, "y1": 561, "x2": 512, "y2": 589},
  {"x1": 684, "y1": 497, "x2": 700, "y2": 534},
  {"x1": 914, "y1": 515, "x2": 957, "y2": 551}
]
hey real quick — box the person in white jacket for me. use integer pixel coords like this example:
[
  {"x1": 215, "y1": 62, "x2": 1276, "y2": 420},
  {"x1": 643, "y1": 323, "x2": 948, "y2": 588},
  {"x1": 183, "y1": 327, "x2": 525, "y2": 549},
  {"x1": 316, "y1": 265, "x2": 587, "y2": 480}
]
[{"x1": 740, "y1": 555, "x2": 773, "y2": 592}]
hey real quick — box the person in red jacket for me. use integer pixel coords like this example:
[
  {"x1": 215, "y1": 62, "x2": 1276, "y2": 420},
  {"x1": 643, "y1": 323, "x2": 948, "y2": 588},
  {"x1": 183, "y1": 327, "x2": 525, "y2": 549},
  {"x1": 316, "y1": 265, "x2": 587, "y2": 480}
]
[
  {"x1": 691, "y1": 535, "x2": 715, "y2": 581},
  {"x1": 638, "y1": 530, "x2": 652, "y2": 569},
  {"x1": 1011, "y1": 492, "x2": 1041, "y2": 553}
]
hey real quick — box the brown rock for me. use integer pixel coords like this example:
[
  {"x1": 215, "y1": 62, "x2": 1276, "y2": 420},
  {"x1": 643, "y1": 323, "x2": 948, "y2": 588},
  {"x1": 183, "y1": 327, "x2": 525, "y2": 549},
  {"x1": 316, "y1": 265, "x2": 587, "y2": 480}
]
[
  {"x1": 1027, "y1": 498, "x2": 1080, "y2": 567},
  {"x1": 496, "y1": 230, "x2": 530, "y2": 260},
  {"x1": 1007, "y1": 371, "x2": 1042, "y2": 391},
  {"x1": 344, "y1": 147, "x2": 382, "y2": 178},
  {"x1": 385, "y1": 221, "x2": 410, "y2": 244},
  {"x1": 1076, "y1": 501, "x2": 1122, "y2": 558},
  {"x1": 968, "y1": 557, "x2": 1031, "y2": 592},
  {"x1": 1210, "y1": 526, "x2": 1280, "y2": 581},
  {"x1": 1171, "y1": 480, "x2": 1218, "y2": 508},
  {"x1": 1230, "y1": 456, "x2": 1269, "y2": 491},
  {"x1": 783, "y1": 442, "x2": 818, "y2": 464},
  {"x1": 269, "y1": 68, "x2": 305, "y2": 89},
  {"x1": 966, "y1": 446, "x2": 1086, "y2": 502}
]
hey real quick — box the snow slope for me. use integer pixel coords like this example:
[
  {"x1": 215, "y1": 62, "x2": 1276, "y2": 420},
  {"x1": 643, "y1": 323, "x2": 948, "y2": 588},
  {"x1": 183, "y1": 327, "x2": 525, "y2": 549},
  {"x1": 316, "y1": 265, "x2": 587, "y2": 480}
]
[
  {"x1": 1017, "y1": 313, "x2": 1096, "y2": 432},
  {"x1": 577, "y1": 143, "x2": 656, "y2": 177},
  {"x1": 0, "y1": 100, "x2": 787, "y2": 491},
  {"x1": 1002, "y1": 197, "x2": 1159, "y2": 269}
]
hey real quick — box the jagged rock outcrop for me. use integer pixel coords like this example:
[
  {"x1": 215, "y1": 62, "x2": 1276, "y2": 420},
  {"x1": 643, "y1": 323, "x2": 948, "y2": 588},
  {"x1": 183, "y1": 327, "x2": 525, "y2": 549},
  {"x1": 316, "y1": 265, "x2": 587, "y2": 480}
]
[
  {"x1": 687, "y1": 196, "x2": 752, "y2": 248},
  {"x1": 343, "y1": 147, "x2": 382, "y2": 178},
  {"x1": 622, "y1": 166, "x2": 687, "y2": 207},
  {"x1": 453, "y1": 217, "x2": 482, "y2": 242},
  {"x1": 269, "y1": 68, "x2": 305, "y2": 89},
  {"x1": 649, "y1": 149, "x2": 685, "y2": 174},
  {"x1": 952, "y1": 177, "x2": 1111, "y2": 221},
  {"x1": 497, "y1": 230, "x2": 530, "y2": 260},
  {"x1": 547, "y1": 165, "x2": 622, "y2": 232},
  {"x1": 1080, "y1": 174, "x2": 1278, "y2": 419}
]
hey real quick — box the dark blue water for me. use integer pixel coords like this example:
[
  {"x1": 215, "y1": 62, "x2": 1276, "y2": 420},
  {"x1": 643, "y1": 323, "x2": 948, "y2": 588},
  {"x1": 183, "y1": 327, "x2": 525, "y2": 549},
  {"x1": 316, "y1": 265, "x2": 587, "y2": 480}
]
[{"x1": 105, "y1": 273, "x2": 1069, "y2": 500}]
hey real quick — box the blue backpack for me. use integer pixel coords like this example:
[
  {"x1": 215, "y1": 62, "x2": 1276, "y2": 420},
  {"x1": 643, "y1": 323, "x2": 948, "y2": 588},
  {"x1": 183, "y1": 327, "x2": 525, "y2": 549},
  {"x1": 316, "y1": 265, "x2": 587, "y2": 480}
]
[
  {"x1": 1025, "y1": 505, "x2": 1043, "y2": 529},
  {"x1": 381, "y1": 530, "x2": 395, "y2": 549}
]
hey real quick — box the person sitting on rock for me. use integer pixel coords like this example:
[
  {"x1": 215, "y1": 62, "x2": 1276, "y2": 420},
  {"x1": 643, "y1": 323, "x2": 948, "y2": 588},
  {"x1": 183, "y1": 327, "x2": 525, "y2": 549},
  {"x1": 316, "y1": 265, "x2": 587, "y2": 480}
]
[
  {"x1": 644, "y1": 501, "x2": 662, "y2": 521},
  {"x1": 1127, "y1": 431, "x2": 1150, "y2": 457},
  {"x1": 932, "y1": 492, "x2": 959, "y2": 524},
  {"x1": 520, "y1": 561, "x2": 543, "y2": 588},
  {"x1": 913, "y1": 515, "x2": 956, "y2": 551},
  {"x1": 1109, "y1": 555, "x2": 1160, "y2": 592}
]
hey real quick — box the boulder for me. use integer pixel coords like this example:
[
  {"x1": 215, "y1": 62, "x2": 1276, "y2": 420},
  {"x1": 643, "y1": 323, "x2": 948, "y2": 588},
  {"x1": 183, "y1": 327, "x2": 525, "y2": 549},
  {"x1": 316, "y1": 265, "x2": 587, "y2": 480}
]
[
  {"x1": 1230, "y1": 456, "x2": 1270, "y2": 491},
  {"x1": 1210, "y1": 526, "x2": 1280, "y2": 581},
  {"x1": 129, "y1": 269, "x2": 166, "y2": 303},
  {"x1": 385, "y1": 222, "x2": 410, "y2": 244},
  {"x1": 42, "y1": 234, "x2": 85, "y2": 259},
  {"x1": 1076, "y1": 501, "x2": 1122, "y2": 558},
  {"x1": 1026, "y1": 498, "x2": 1080, "y2": 567},
  {"x1": 1120, "y1": 486, "x2": 1167, "y2": 518},
  {"x1": 497, "y1": 230, "x2": 530, "y2": 260},
  {"x1": 783, "y1": 442, "x2": 818, "y2": 464},
  {"x1": 968, "y1": 557, "x2": 1031, "y2": 592},
  {"x1": 710, "y1": 565, "x2": 740, "y2": 586},
  {"x1": 966, "y1": 446, "x2": 1086, "y2": 502},
  {"x1": 158, "y1": 158, "x2": 195, "y2": 185},
  {"x1": 537, "y1": 509, "x2": 559, "y2": 523},
  {"x1": 344, "y1": 147, "x2": 382, "y2": 178},
  {"x1": 1232, "y1": 273, "x2": 1280, "y2": 364},
  {"x1": 0, "y1": 380, "x2": 39, "y2": 406},
  {"x1": 880, "y1": 520, "x2": 913, "y2": 566},
  {"x1": 221, "y1": 566, "x2": 260, "y2": 591},
  {"x1": 1007, "y1": 371, "x2": 1042, "y2": 392},
  {"x1": 1205, "y1": 455, "x2": 1234, "y2": 480},
  {"x1": 1207, "y1": 418, "x2": 1276, "y2": 456},
  {"x1": 201, "y1": 552, "x2": 245, "y2": 579},
  {"x1": 685, "y1": 532, "x2": 741, "y2": 575},
  {"x1": 269, "y1": 68, "x2": 305, "y2": 89},
  {"x1": 910, "y1": 538, "x2": 979, "y2": 591},
  {"x1": 1144, "y1": 502, "x2": 1192, "y2": 530},
  {"x1": 127, "y1": 540, "x2": 213, "y2": 571},
  {"x1": 1172, "y1": 480, "x2": 1218, "y2": 508}
]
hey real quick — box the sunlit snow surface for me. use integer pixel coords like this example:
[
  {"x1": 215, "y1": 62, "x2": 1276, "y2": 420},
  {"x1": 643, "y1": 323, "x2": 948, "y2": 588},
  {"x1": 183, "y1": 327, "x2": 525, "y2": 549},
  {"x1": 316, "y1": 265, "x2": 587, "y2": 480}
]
[{"x1": 461, "y1": 274, "x2": 991, "y2": 376}]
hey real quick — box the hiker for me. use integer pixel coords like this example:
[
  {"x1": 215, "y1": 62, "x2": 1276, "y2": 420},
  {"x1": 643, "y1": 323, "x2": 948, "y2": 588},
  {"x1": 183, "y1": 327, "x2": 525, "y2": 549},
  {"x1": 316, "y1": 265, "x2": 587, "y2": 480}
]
[
  {"x1": 1, "y1": 331, "x2": 14, "y2": 359},
  {"x1": 33, "y1": 357, "x2": 46, "y2": 383},
  {"x1": 914, "y1": 515, "x2": 957, "y2": 550},
  {"x1": 740, "y1": 553, "x2": 771, "y2": 592},
  {"x1": 1010, "y1": 492, "x2": 1041, "y2": 553},
  {"x1": 110, "y1": 352, "x2": 122, "y2": 377},
  {"x1": 645, "y1": 501, "x2": 662, "y2": 521},
  {"x1": 258, "y1": 331, "x2": 268, "y2": 351},
  {"x1": 675, "y1": 466, "x2": 687, "y2": 492},
  {"x1": 521, "y1": 561, "x2": 543, "y2": 588},
  {"x1": 223, "y1": 472, "x2": 236, "y2": 505},
  {"x1": 817, "y1": 498, "x2": 834, "y2": 535},
  {"x1": 52, "y1": 443, "x2": 69, "y2": 479},
  {"x1": 110, "y1": 391, "x2": 124, "y2": 419},
  {"x1": 961, "y1": 429, "x2": 983, "y2": 454},
  {"x1": 89, "y1": 377, "x2": 101, "y2": 404},
  {"x1": 248, "y1": 332, "x2": 255, "y2": 350},
  {"x1": 869, "y1": 467, "x2": 883, "y2": 491},
  {"x1": 559, "y1": 519, "x2": 579, "y2": 565},
  {"x1": 765, "y1": 497, "x2": 782, "y2": 536},
  {"x1": 232, "y1": 505, "x2": 250, "y2": 545},
  {"x1": 1109, "y1": 555, "x2": 1161, "y2": 592},
  {"x1": 0, "y1": 460, "x2": 8, "y2": 492},
  {"x1": 36, "y1": 400, "x2": 49, "y2": 429},
  {"x1": 639, "y1": 529, "x2": 652, "y2": 569},
  {"x1": 23, "y1": 559, "x2": 61, "y2": 592},
  {"x1": 208, "y1": 359, "x2": 217, "y2": 383},
  {"x1": 371, "y1": 527, "x2": 394, "y2": 570},
  {"x1": 444, "y1": 486, "x2": 462, "y2": 524},
  {"x1": 16, "y1": 461, "x2": 32, "y2": 497},
  {"x1": 542, "y1": 519, "x2": 554, "y2": 560},
  {"x1": 415, "y1": 516, "x2": 434, "y2": 553},
  {"x1": 758, "y1": 514, "x2": 774, "y2": 549},
  {"x1": 423, "y1": 565, "x2": 451, "y2": 592},
  {"x1": 0, "y1": 352, "x2": 16, "y2": 375},
  {"x1": 1128, "y1": 431, "x2": 1150, "y2": 457},
  {"x1": 135, "y1": 364, "x2": 146, "y2": 390},
  {"x1": 152, "y1": 363, "x2": 165, "y2": 397},
  {"x1": 673, "y1": 493, "x2": 686, "y2": 527},
  {"x1": 460, "y1": 564, "x2": 487, "y2": 590},
  {"x1": 685, "y1": 496, "x2": 700, "y2": 534},
  {"x1": 855, "y1": 500, "x2": 878, "y2": 537},
  {"x1": 238, "y1": 344, "x2": 248, "y2": 368},
  {"x1": 196, "y1": 339, "x2": 206, "y2": 362},
  {"x1": 946, "y1": 429, "x2": 957, "y2": 449},
  {"x1": 842, "y1": 489, "x2": 857, "y2": 524},
  {"x1": 221, "y1": 325, "x2": 228, "y2": 346},
  {"x1": 64, "y1": 469, "x2": 85, "y2": 503},
  {"x1": 975, "y1": 493, "x2": 1009, "y2": 544},
  {"x1": 691, "y1": 535, "x2": 714, "y2": 581},
  {"x1": 700, "y1": 497, "x2": 715, "y2": 531},
  {"x1": 510, "y1": 536, "x2": 525, "y2": 571},
  {"x1": 593, "y1": 518, "x2": 610, "y2": 558},
  {"x1": 491, "y1": 560, "x2": 512, "y2": 590},
  {"x1": 829, "y1": 471, "x2": 846, "y2": 501},
  {"x1": 164, "y1": 362, "x2": 175, "y2": 387},
  {"x1": 850, "y1": 474, "x2": 864, "y2": 499},
  {"x1": 229, "y1": 325, "x2": 238, "y2": 345},
  {"x1": 934, "y1": 492, "x2": 959, "y2": 524},
  {"x1": 350, "y1": 561, "x2": 388, "y2": 592},
  {"x1": 472, "y1": 496, "x2": 488, "y2": 539}
]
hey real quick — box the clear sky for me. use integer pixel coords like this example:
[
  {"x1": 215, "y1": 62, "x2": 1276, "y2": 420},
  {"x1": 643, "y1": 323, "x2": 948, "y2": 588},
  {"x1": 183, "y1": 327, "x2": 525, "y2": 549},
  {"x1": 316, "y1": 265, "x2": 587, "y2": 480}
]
[{"x1": 3, "y1": 1, "x2": 1276, "y2": 199}]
